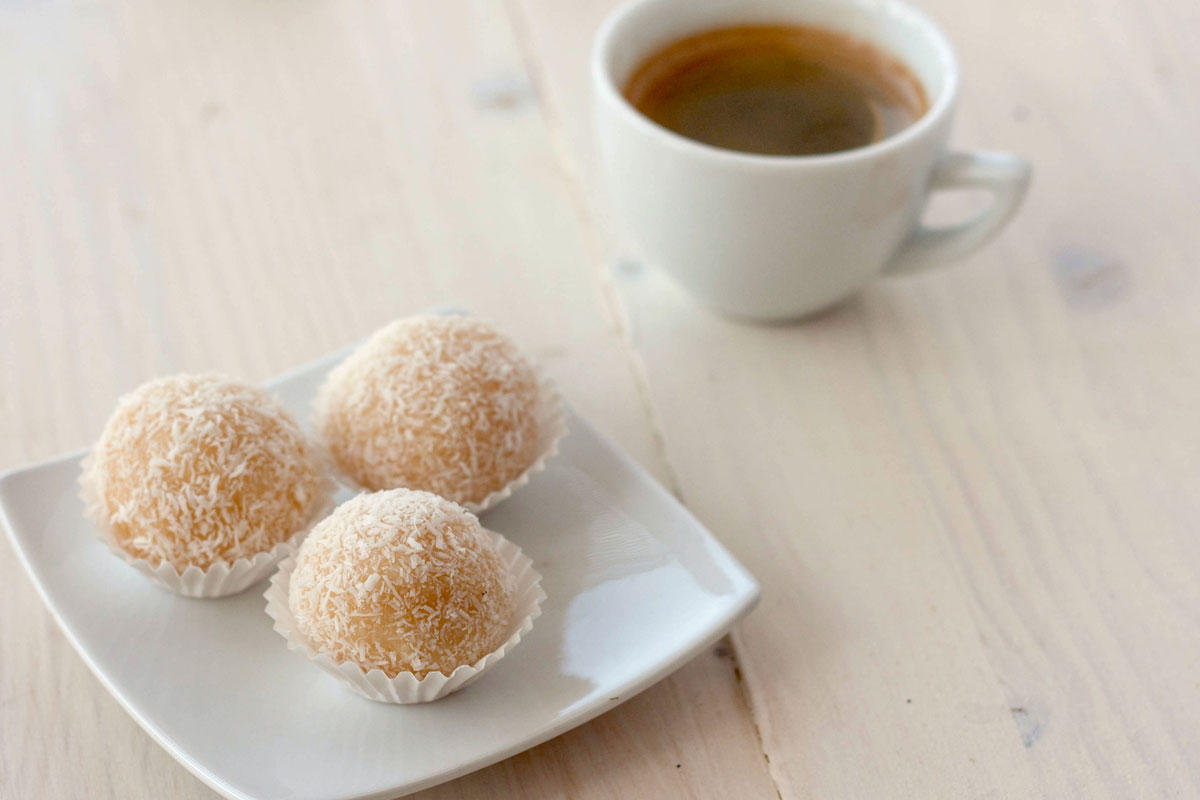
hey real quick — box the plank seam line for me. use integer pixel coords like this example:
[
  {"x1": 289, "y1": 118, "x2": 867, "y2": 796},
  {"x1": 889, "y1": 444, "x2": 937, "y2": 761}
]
[{"x1": 498, "y1": 2, "x2": 784, "y2": 797}]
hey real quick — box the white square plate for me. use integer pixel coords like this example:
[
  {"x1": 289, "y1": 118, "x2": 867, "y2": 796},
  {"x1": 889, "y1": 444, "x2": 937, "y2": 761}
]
[{"x1": 1, "y1": 348, "x2": 760, "y2": 800}]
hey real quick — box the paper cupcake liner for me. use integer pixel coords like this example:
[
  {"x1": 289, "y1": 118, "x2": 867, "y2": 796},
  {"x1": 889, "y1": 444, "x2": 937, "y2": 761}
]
[
  {"x1": 264, "y1": 529, "x2": 545, "y2": 704},
  {"x1": 322, "y1": 376, "x2": 568, "y2": 515},
  {"x1": 79, "y1": 451, "x2": 338, "y2": 599}
]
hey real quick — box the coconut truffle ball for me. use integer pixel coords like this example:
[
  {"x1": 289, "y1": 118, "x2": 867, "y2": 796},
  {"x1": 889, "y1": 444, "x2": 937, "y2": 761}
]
[
  {"x1": 81, "y1": 374, "x2": 326, "y2": 571},
  {"x1": 288, "y1": 489, "x2": 516, "y2": 678},
  {"x1": 316, "y1": 315, "x2": 544, "y2": 505}
]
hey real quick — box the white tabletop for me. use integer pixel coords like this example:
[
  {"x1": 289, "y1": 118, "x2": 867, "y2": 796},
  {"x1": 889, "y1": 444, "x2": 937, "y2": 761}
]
[{"x1": 3, "y1": 0, "x2": 1199, "y2": 797}]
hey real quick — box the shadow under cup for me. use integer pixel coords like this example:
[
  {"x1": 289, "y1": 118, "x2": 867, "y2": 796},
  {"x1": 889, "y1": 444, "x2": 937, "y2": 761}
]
[{"x1": 593, "y1": 0, "x2": 980, "y2": 321}]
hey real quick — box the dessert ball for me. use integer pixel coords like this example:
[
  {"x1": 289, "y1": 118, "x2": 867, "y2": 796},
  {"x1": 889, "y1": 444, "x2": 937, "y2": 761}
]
[
  {"x1": 315, "y1": 315, "x2": 543, "y2": 506},
  {"x1": 288, "y1": 489, "x2": 516, "y2": 678},
  {"x1": 81, "y1": 374, "x2": 326, "y2": 571}
]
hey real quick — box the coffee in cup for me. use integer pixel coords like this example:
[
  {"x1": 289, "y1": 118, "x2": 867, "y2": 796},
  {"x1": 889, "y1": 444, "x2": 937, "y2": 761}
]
[{"x1": 623, "y1": 24, "x2": 929, "y2": 157}]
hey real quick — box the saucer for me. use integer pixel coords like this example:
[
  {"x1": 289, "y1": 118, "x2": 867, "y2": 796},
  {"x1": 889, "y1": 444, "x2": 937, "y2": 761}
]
[{"x1": 0, "y1": 346, "x2": 760, "y2": 800}]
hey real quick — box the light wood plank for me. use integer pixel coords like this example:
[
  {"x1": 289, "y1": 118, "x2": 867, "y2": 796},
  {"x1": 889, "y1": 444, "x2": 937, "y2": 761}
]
[
  {"x1": 510, "y1": 0, "x2": 1200, "y2": 795},
  {"x1": 0, "y1": 0, "x2": 776, "y2": 797}
]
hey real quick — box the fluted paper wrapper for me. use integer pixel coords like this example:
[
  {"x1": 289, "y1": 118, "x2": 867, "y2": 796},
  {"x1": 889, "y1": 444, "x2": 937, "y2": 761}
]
[{"x1": 264, "y1": 529, "x2": 545, "y2": 703}]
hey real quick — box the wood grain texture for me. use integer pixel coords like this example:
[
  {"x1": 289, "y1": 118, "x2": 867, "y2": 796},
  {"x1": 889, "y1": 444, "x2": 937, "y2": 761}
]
[
  {"x1": 0, "y1": 0, "x2": 775, "y2": 797},
  {"x1": 510, "y1": 0, "x2": 1200, "y2": 796}
]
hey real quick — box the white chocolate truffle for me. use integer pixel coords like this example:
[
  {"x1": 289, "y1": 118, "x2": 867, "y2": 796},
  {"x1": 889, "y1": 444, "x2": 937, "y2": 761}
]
[
  {"x1": 81, "y1": 374, "x2": 325, "y2": 571},
  {"x1": 315, "y1": 315, "x2": 542, "y2": 505},
  {"x1": 288, "y1": 489, "x2": 516, "y2": 678}
]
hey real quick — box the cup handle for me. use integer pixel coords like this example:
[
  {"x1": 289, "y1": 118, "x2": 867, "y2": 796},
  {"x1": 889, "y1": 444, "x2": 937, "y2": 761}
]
[{"x1": 886, "y1": 151, "x2": 1031, "y2": 275}]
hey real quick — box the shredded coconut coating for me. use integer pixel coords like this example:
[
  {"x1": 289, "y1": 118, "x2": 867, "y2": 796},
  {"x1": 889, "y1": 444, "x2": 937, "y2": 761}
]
[
  {"x1": 288, "y1": 489, "x2": 516, "y2": 678},
  {"x1": 81, "y1": 374, "x2": 325, "y2": 571},
  {"x1": 315, "y1": 315, "x2": 542, "y2": 505}
]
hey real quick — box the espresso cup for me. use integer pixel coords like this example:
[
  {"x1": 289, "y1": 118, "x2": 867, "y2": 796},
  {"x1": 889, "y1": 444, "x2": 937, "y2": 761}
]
[{"x1": 592, "y1": 0, "x2": 1031, "y2": 321}]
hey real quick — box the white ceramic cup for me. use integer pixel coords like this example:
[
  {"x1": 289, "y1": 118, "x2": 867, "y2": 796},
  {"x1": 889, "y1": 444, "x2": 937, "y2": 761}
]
[{"x1": 593, "y1": 0, "x2": 1031, "y2": 321}]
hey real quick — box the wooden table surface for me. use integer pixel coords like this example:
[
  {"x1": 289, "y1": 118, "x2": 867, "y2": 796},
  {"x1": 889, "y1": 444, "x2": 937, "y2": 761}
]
[{"x1": 3, "y1": 0, "x2": 1199, "y2": 797}]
